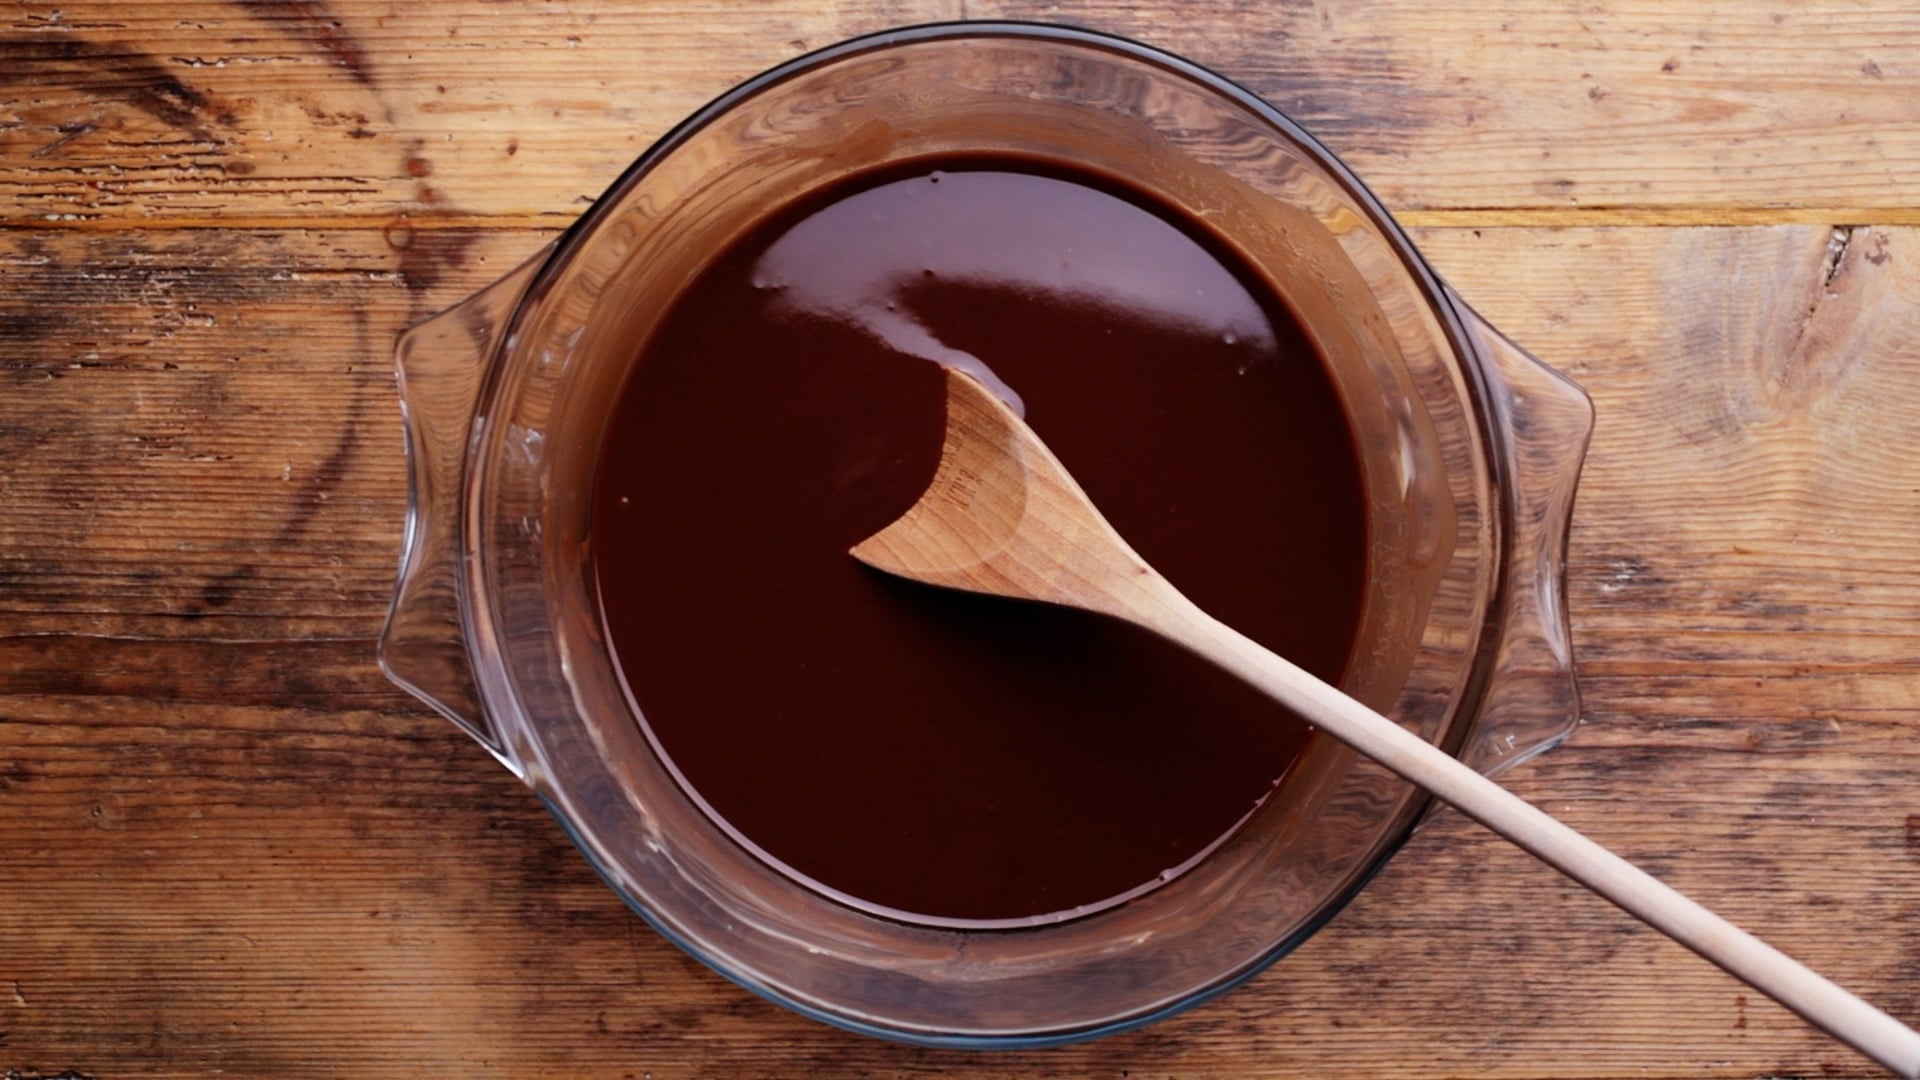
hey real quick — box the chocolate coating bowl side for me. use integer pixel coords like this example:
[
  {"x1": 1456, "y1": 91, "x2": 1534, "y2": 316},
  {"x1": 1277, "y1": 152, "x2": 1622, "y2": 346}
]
[{"x1": 379, "y1": 22, "x2": 1593, "y2": 1046}]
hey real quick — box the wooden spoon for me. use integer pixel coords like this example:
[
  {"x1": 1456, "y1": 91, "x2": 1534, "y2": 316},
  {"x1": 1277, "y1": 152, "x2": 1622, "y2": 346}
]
[{"x1": 851, "y1": 368, "x2": 1920, "y2": 1079}]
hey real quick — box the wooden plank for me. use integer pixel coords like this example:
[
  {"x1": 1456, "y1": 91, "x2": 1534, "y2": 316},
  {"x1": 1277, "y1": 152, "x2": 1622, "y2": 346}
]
[
  {"x1": 1417, "y1": 223, "x2": 1920, "y2": 666},
  {"x1": 0, "y1": 226, "x2": 553, "y2": 640},
  {"x1": 3, "y1": 1, "x2": 1920, "y2": 227},
  {"x1": 0, "y1": 0, "x2": 954, "y2": 225},
  {"x1": 3, "y1": 218, "x2": 1918, "y2": 1076},
  {"x1": 0, "y1": 695, "x2": 1912, "y2": 1078}
]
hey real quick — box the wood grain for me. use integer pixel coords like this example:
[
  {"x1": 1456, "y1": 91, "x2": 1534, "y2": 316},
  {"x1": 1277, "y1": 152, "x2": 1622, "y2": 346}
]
[
  {"x1": 3, "y1": 1, "x2": 1919, "y2": 226},
  {"x1": 3, "y1": 1, "x2": 1919, "y2": 1077}
]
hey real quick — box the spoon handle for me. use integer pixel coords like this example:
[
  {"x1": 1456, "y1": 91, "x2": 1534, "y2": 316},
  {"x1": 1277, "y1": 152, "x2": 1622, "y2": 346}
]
[{"x1": 1140, "y1": 584, "x2": 1920, "y2": 1080}]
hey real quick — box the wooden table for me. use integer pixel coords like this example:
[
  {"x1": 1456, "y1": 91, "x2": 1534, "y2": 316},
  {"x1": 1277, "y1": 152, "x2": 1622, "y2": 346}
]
[{"x1": 4, "y1": 2, "x2": 1917, "y2": 1077}]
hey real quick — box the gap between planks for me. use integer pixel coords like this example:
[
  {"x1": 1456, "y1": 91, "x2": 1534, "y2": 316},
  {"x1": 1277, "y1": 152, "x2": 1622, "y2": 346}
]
[{"x1": 7, "y1": 207, "x2": 1920, "y2": 233}]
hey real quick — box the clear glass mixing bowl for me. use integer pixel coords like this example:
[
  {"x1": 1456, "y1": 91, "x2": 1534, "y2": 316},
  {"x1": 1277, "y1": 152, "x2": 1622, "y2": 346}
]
[{"x1": 379, "y1": 22, "x2": 1593, "y2": 1046}]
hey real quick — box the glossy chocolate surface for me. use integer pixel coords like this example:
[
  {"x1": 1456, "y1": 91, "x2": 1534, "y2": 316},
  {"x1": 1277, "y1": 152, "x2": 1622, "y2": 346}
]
[{"x1": 591, "y1": 162, "x2": 1369, "y2": 923}]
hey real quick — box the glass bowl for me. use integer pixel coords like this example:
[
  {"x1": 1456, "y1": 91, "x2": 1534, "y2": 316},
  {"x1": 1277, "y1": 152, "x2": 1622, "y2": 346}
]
[{"x1": 379, "y1": 21, "x2": 1593, "y2": 1046}]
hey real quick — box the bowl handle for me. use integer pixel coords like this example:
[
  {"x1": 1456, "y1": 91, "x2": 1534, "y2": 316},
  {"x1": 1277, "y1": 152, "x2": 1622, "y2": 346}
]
[
  {"x1": 1445, "y1": 288, "x2": 1596, "y2": 776},
  {"x1": 378, "y1": 245, "x2": 551, "y2": 773}
]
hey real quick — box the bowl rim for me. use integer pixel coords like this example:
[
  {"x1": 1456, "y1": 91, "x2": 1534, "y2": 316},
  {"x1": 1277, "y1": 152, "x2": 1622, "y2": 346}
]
[{"x1": 482, "y1": 19, "x2": 1517, "y2": 1048}]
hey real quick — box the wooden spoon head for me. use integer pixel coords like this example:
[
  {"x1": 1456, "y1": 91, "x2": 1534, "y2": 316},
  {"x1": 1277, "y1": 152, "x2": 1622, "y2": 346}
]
[{"x1": 850, "y1": 369, "x2": 1165, "y2": 621}]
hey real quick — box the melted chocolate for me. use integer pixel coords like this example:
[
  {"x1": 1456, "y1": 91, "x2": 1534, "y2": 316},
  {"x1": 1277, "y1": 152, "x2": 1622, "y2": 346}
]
[{"x1": 591, "y1": 163, "x2": 1369, "y2": 923}]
